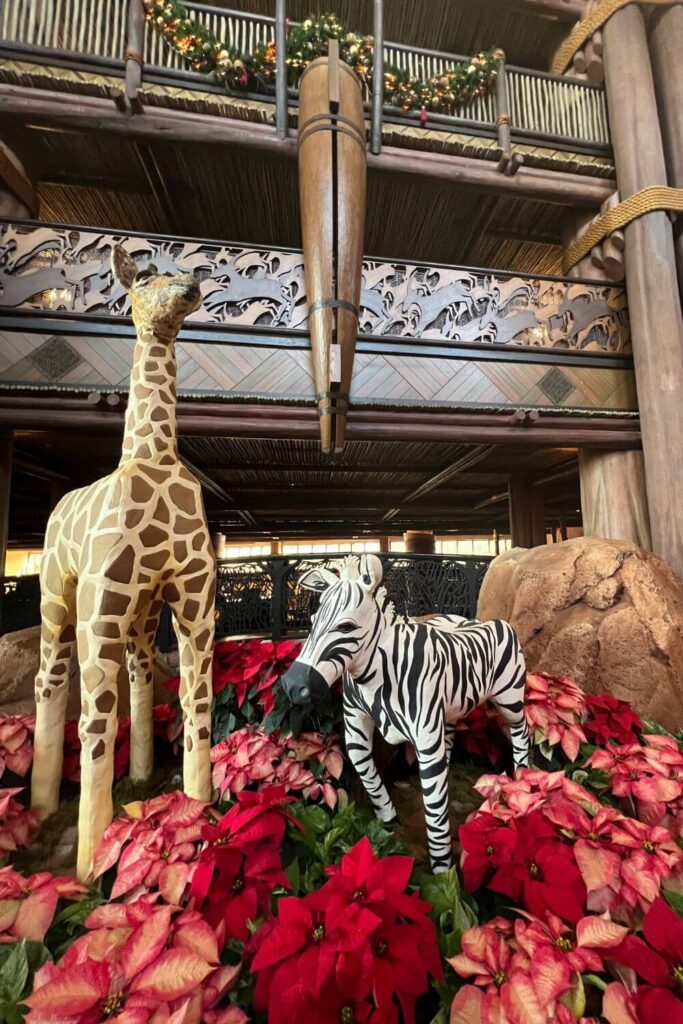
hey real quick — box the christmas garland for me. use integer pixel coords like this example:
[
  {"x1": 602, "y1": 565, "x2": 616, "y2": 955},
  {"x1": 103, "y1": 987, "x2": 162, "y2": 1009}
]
[{"x1": 144, "y1": 3, "x2": 501, "y2": 121}]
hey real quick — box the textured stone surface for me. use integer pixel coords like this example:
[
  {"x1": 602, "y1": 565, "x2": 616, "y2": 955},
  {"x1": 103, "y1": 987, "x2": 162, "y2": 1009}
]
[
  {"x1": 477, "y1": 537, "x2": 683, "y2": 729},
  {"x1": 0, "y1": 625, "x2": 176, "y2": 719}
]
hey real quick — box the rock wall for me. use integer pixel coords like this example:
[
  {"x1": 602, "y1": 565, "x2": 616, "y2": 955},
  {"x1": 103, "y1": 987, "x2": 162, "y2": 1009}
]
[{"x1": 477, "y1": 537, "x2": 683, "y2": 729}]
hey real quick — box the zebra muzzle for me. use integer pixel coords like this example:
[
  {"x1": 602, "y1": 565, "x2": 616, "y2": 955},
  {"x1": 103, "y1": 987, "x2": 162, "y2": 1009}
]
[{"x1": 280, "y1": 662, "x2": 329, "y2": 706}]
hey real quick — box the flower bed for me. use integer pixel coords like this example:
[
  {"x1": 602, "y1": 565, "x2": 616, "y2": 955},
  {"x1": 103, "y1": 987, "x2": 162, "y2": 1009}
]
[{"x1": 1, "y1": 639, "x2": 683, "y2": 1022}]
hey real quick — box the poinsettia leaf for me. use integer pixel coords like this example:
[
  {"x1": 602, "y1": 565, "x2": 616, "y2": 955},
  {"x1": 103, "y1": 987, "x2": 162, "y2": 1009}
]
[
  {"x1": 0, "y1": 941, "x2": 30, "y2": 1003},
  {"x1": 663, "y1": 889, "x2": 683, "y2": 918},
  {"x1": 285, "y1": 858, "x2": 301, "y2": 895},
  {"x1": 129, "y1": 948, "x2": 213, "y2": 1000}
]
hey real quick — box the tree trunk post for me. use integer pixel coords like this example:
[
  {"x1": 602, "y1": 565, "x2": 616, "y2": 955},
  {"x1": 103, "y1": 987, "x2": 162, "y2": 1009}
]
[
  {"x1": 599, "y1": 5, "x2": 683, "y2": 575},
  {"x1": 579, "y1": 448, "x2": 652, "y2": 547},
  {"x1": 0, "y1": 430, "x2": 13, "y2": 578},
  {"x1": 649, "y1": 5, "x2": 683, "y2": 310}
]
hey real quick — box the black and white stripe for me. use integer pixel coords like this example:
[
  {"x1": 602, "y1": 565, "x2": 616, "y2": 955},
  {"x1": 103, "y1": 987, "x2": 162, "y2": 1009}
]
[{"x1": 292, "y1": 555, "x2": 529, "y2": 873}]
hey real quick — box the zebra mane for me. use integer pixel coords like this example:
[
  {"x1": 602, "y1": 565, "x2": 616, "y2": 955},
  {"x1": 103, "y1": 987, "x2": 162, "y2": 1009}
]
[
  {"x1": 339, "y1": 555, "x2": 360, "y2": 582},
  {"x1": 376, "y1": 585, "x2": 400, "y2": 625}
]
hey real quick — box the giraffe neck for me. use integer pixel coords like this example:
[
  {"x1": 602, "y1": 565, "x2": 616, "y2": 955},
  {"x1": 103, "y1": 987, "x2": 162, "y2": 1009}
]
[{"x1": 120, "y1": 325, "x2": 178, "y2": 464}]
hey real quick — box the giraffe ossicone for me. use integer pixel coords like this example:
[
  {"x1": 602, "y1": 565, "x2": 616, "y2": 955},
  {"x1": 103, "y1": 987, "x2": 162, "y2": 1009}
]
[{"x1": 31, "y1": 244, "x2": 217, "y2": 880}]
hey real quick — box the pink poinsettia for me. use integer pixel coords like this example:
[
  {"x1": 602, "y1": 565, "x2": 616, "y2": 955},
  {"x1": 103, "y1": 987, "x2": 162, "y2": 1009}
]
[
  {"x1": 587, "y1": 733, "x2": 683, "y2": 831},
  {"x1": 0, "y1": 865, "x2": 87, "y2": 943},
  {"x1": 0, "y1": 714, "x2": 34, "y2": 778},
  {"x1": 524, "y1": 673, "x2": 587, "y2": 762},
  {"x1": 0, "y1": 787, "x2": 39, "y2": 859},
  {"x1": 90, "y1": 790, "x2": 220, "y2": 903},
  {"x1": 211, "y1": 726, "x2": 342, "y2": 809},
  {"x1": 26, "y1": 896, "x2": 242, "y2": 1024}
]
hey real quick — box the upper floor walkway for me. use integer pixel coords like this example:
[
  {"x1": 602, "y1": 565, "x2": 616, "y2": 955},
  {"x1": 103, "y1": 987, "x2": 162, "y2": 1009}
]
[{"x1": 0, "y1": 0, "x2": 612, "y2": 180}]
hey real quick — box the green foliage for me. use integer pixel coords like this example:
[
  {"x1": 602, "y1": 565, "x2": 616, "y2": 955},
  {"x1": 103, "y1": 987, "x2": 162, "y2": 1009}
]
[
  {"x1": 418, "y1": 867, "x2": 478, "y2": 959},
  {"x1": 0, "y1": 941, "x2": 50, "y2": 1024},
  {"x1": 145, "y1": 2, "x2": 500, "y2": 116},
  {"x1": 284, "y1": 800, "x2": 405, "y2": 894},
  {"x1": 43, "y1": 895, "x2": 103, "y2": 961},
  {"x1": 262, "y1": 684, "x2": 343, "y2": 739}
]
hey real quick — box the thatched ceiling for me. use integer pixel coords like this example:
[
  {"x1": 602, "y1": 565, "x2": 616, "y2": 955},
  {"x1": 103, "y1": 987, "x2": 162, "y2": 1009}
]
[
  {"x1": 9, "y1": 429, "x2": 581, "y2": 545},
  {"x1": 12, "y1": 123, "x2": 565, "y2": 274}
]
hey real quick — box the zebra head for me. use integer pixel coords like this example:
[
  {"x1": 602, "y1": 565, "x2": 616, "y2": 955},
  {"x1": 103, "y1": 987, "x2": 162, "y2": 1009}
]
[{"x1": 280, "y1": 554, "x2": 384, "y2": 706}]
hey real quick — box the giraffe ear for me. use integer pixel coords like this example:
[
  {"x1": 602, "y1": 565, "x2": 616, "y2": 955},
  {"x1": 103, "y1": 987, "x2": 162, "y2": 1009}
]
[{"x1": 111, "y1": 244, "x2": 137, "y2": 290}]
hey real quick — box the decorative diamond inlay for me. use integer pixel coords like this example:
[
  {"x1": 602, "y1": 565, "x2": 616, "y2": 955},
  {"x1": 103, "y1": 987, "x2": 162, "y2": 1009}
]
[
  {"x1": 27, "y1": 336, "x2": 83, "y2": 380},
  {"x1": 538, "y1": 367, "x2": 573, "y2": 404}
]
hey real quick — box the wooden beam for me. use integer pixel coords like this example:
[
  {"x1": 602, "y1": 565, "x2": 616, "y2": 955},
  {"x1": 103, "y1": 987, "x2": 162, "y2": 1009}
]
[
  {"x1": 0, "y1": 429, "x2": 12, "y2": 575},
  {"x1": 0, "y1": 397, "x2": 641, "y2": 448},
  {"x1": 380, "y1": 444, "x2": 495, "y2": 522},
  {"x1": 508, "y1": 0, "x2": 585, "y2": 20},
  {"x1": 0, "y1": 83, "x2": 616, "y2": 208}
]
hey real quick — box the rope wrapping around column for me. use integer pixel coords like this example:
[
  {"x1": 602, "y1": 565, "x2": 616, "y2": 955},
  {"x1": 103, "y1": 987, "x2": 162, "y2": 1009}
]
[
  {"x1": 563, "y1": 186, "x2": 683, "y2": 273},
  {"x1": 551, "y1": 0, "x2": 682, "y2": 75}
]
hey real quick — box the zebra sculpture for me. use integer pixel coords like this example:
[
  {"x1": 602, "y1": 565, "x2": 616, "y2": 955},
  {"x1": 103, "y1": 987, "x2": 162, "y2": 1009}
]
[{"x1": 279, "y1": 554, "x2": 529, "y2": 872}]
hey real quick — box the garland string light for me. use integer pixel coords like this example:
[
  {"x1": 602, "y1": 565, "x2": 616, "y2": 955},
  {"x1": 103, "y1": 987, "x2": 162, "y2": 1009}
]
[{"x1": 144, "y1": 3, "x2": 501, "y2": 122}]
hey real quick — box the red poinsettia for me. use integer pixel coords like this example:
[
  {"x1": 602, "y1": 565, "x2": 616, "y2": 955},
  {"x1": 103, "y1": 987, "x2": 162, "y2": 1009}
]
[
  {"x1": 62, "y1": 717, "x2": 131, "y2": 783},
  {"x1": 597, "y1": 897, "x2": 683, "y2": 1023},
  {"x1": 0, "y1": 787, "x2": 39, "y2": 859},
  {"x1": 152, "y1": 702, "x2": 183, "y2": 746},
  {"x1": 459, "y1": 810, "x2": 517, "y2": 891},
  {"x1": 0, "y1": 865, "x2": 87, "y2": 943},
  {"x1": 25, "y1": 896, "x2": 239, "y2": 1024},
  {"x1": 487, "y1": 810, "x2": 587, "y2": 923},
  {"x1": 191, "y1": 786, "x2": 297, "y2": 946},
  {"x1": 91, "y1": 790, "x2": 220, "y2": 902},
  {"x1": 250, "y1": 837, "x2": 441, "y2": 1024},
  {"x1": 584, "y1": 693, "x2": 643, "y2": 746},
  {"x1": 0, "y1": 714, "x2": 34, "y2": 778},
  {"x1": 455, "y1": 704, "x2": 508, "y2": 766},
  {"x1": 204, "y1": 638, "x2": 301, "y2": 711}
]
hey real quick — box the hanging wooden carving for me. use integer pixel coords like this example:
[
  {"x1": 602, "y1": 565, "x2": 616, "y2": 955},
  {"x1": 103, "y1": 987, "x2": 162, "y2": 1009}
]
[{"x1": 298, "y1": 40, "x2": 367, "y2": 453}]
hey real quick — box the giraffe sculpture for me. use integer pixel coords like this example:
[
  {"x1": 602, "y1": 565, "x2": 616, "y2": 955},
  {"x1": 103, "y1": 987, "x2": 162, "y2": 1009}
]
[{"x1": 31, "y1": 245, "x2": 216, "y2": 879}]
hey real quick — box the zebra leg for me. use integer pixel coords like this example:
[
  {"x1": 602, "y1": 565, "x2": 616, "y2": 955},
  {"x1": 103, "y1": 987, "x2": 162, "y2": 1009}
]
[
  {"x1": 445, "y1": 722, "x2": 458, "y2": 764},
  {"x1": 491, "y1": 668, "x2": 530, "y2": 771},
  {"x1": 344, "y1": 704, "x2": 397, "y2": 823},
  {"x1": 416, "y1": 730, "x2": 452, "y2": 873}
]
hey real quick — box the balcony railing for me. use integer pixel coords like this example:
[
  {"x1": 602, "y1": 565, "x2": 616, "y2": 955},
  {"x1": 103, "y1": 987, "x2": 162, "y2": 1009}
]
[
  {"x1": 1, "y1": 552, "x2": 492, "y2": 642},
  {"x1": 0, "y1": 0, "x2": 611, "y2": 153}
]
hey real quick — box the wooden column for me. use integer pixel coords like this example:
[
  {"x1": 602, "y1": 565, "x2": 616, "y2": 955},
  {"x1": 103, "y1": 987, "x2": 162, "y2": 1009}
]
[
  {"x1": 649, "y1": 6, "x2": 683, "y2": 309},
  {"x1": 211, "y1": 532, "x2": 226, "y2": 559},
  {"x1": 378, "y1": 535, "x2": 390, "y2": 553},
  {"x1": 403, "y1": 530, "x2": 435, "y2": 554},
  {"x1": 0, "y1": 141, "x2": 37, "y2": 218},
  {"x1": 579, "y1": 448, "x2": 652, "y2": 547},
  {"x1": 601, "y1": 6, "x2": 683, "y2": 577},
  {"x1": 509, "y1": 476, "x2": 546, "y2": 548},
  {"x1": 0, "y1": 430, "x2": 13, "y2": 577}
]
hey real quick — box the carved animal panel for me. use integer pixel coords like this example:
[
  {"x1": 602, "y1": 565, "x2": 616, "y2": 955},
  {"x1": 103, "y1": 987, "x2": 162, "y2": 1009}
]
[{"x1": 0, "y1": 223, "x2": 631, "y2": 353}]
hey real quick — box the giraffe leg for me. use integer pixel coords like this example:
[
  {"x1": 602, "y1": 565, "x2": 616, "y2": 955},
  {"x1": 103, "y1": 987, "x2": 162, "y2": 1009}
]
[
  {"x1": 167, "y1": 596, "x2": 214, "y2": 803},
  {"x1": 76, "y1": 593, "x2": 130, "y2": 880},
  {"x1": 127, "y1": 599, "x2": 161, "y2": 781},
  {"x1": 31, "y1": 568, "x2": 77, "y2": 819}
]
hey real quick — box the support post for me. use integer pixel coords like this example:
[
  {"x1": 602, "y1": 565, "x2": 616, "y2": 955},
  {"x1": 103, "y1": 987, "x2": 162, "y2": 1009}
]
[
  {"x1": 495, "y1": 55, "x2": 523, "y2": 176},
  {"x1": 596, "y1": 5, "x2": 683, "y2": 575},
  {"x1": 123, "y1": 0, "x2": 145, "y2": 114},
  {"x1": 649, "y1": 6, "x2": 683, "y2": 310},
  {"x1": 0, "y1": 142, "x2": 37, "y2": 218},
  {"x1": 370, "y1": 0, "x2": 384, "y2": 155},
  {"x1": 579, "y1": 449, "x2": 652, "y2": 548},
  {"x1": 378, "y1": 535, "x2": 390, "y2": 553},
  {"x1": 509, "y1": 476, "x2": 546, "y2": 548},
  {"x1": 275, "y1": 0, "x2": 288, "y2": 140},
  {"x1": 403, "y1": 530, "x2": 435, "y2": 554},
  {"x1": 0, "y1": 430, "x2": 13, "y2": 578}
]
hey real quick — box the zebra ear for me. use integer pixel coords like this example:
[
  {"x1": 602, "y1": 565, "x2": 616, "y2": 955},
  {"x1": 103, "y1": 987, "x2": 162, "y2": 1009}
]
[
  {"x1": 359, "y1": 554, "x2": 383, "y2": 592},
  {"x1": 298, "y1": 567, "x2": 339, "y2": 593}
]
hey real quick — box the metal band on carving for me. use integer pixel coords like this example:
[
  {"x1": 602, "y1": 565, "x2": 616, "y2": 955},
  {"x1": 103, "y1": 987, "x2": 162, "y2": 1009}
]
[
  {"x1": 317, "y1": 391, "x2": 349, "y2": 405},
  {"x1": 496, "y1": 115, "x2": 511, "y2": 128},
  {"x1": 298, "y1": 120, "x2": 367, "y2": 154},
  {"x1": 124, "y1": 48, "x2": 144, "y2": 65},
  {"x1": 308, "y1": 298, "x2": 359, "y2": 318}
]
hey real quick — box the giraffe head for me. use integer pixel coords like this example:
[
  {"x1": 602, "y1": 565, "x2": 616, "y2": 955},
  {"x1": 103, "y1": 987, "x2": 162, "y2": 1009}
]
[{"x1": 112, "y1": 244, "x2": 202, "y2": 338}]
